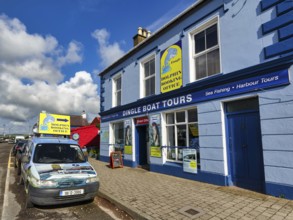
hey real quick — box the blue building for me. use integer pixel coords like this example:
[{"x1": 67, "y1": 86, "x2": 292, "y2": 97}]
[{"x1": 99, "y1": 0, "x2": 293, "y2": 199}]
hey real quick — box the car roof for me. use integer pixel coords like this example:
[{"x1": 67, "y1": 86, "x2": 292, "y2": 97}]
[{"x1": 31, "y1": 137, "x2": 78, "y2": 145}]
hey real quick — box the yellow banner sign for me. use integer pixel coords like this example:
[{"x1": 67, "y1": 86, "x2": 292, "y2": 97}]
[
  {"x1": 124, "y1": 146, "x2": 132, "y2": 155},
  {"x1": 39, "y1": 113, "x2": 70, "y2": 135},
  {"x1": 150, "y1": 146, "x2": 162, "y2": 158},
  {"x1": 160, "y1": 41, "x2": 182, "y2": 93}
]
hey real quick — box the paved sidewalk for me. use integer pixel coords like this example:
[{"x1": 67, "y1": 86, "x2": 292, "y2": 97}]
[{"x1": 89, "y1": 159, "x2": 293, "y2": 220}]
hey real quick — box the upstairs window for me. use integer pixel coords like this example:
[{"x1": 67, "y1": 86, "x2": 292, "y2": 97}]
[
  {"x1": 113, "y1": 75, "x2": 121, "y2": 107},
  {"x1": 193, "y1": 22, "x2": 220, "y2": 80},
  {"x1": 142, "y1": 56, "x2": 155, "y2": 97}
]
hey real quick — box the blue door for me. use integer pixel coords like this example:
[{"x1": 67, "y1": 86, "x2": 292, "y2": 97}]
[
  {"x1": 135, "y1": 125, "x2": 148, "y2": 167},
  {"x1": 226, "y1": 98, "x2": 265, "y2": 192}
]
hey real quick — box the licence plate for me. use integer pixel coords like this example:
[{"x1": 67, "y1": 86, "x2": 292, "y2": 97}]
[{"x1": 60, "y1": 189, "x2": 84, "y2": 196}]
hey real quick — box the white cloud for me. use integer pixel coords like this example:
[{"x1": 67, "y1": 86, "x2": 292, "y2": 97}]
[
  {"x1": 57, "y1": 41, "x2": 83, "y2": 66},
  {"x1": 91, "y1": 28, "x2": 125, "y2": 67},
  {"x1": 0, "y1": 14, "x2": 58, "y2": 62},
  {"x1": 0, "y1": 15, "x2": 100, "y2": 133},
  {"x1": 0, "y1": 14, "x2": 84, "y2": 84},
  {"x1": 0, "y1": 71, "x2": 100, "y2": 121}
]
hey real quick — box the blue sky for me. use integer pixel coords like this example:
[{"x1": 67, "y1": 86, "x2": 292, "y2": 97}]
[{"x1": 0, "y1": 0, "x2": 196, "y2": 134}]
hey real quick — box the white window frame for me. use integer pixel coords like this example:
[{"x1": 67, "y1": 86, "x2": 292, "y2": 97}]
[
  {"x1": 110, "y1": 121, "x2": 124, "y2": 151},
  {"x1": 140, "y1": 54, "x2": 156, "y2": 98},
  {"x1": 163, "y1": 108, "x2": 199, "y2": 163},
  {"x1": 112, "y1": 74, "x2": 122, "y2": 107},
  {"x1": 189, "y1": 16, "x2": 221, "y2": 83}
]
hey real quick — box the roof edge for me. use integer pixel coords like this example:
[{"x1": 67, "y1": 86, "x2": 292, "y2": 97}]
[{"x1": 98, "y1": 0, "x2": 207, "y2": 77}]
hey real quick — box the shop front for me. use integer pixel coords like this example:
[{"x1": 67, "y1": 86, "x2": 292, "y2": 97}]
[{"x1": 100, "y1": 63, "x2": 292, "y2": 196}]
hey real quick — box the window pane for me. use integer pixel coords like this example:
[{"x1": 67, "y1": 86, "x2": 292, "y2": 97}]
[
  {"x1": 145, "y1": 79, "x2": 151, "y2": 96},
  {"x1": 167, "y1": 148, "x2": 176, "y2": 160},
  {"x1": 117, "y1": 91, "x2": 121, "y2": 106},
  {"x1": 206, "y1": 24, "x2": 218, "y2": 49},
  {"x1": 207, "y1": 49, "x2": 220, "y2": 76},
  {"x1": 166, "y1": 113, "x2": 174, "y2": 124},
  {"x1": 189, "y1": 124, "x2": 199, "y2": 139},
  {"x1": 150, "y1": 58, "x2": 155, "y2": 76},
  {"x1": 177, "y1": 125, "x2": 186, "y2": 146},
  {"x1": 166, "y1": 126, "x2": 175, "y2": 146},
  {"x1": 194, "y1": 31, "x2": 205, "y2": 53},
  {"x1": 176, "y1": 111, "x2": 185, "y2": 123},
  {"x1": 188, "y1": 109, "x2": 198, "y2": 122},
  {"x1": 114, "y1": 122, "x2": 124, "y2": 145},
  {"x1": 166, "y1": 126, "x2": 175, "y2": 161},
  {"x1": 116, "y1": 77, "x2": 121, "y2": 90},
  {"x1": 195, "y1": 54, "x2": 207, "y2": 79},
  {"x1": 144, "y1": 62, "x2": 150, "y2": 77},
  {"x1": 150, "y1": 76, "x2": 155, "y2": 95},
  {"x1": 145, "y1": 76, "x2": 155, "y2": 96}
]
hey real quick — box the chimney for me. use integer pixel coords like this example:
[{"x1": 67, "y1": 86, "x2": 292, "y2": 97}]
[
  {"x1": 81, "y1": 110, "x2": 87, "y2": 119},
  {"x1": 133, "y1": 27, "x2": 151, "y2": 46}
]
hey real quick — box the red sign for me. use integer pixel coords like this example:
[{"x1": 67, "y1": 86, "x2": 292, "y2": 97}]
[{"x1": 135, "y1": 117, "x2": 149, "y2": 125}]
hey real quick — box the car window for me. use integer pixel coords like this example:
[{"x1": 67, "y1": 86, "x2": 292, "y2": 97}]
[{"x1": 33, "y1": 144, "x2": 86, "y2": 164}]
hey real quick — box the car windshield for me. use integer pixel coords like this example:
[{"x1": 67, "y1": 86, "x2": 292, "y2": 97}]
[{"x1": 33, "y1": 143, "x2": 86, "y2": 163}]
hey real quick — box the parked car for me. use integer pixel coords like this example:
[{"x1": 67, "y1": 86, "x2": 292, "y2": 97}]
[
  {"x1": 15, "y1": 135, "x2": 25, "y2": 143},
  {"x1": 8, "y1": 139, "x2": 15, "y2": 144},
  {"x1": 12, "y1": 140, "x2": 28, "y2": 156},
  {"x1": 14, "y1": 142, "x2": 29, "y2": 175},
  {"x1": 20, "y1": 137, "x2": 99, "y2": 208}
]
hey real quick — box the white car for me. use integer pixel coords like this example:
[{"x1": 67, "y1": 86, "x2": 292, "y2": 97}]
[{"x1": 20, "y1": 137, "x2": 99, "y2": 208}]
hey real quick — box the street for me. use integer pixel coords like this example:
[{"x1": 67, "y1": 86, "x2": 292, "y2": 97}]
[{"x1": 0, "y1": 143, "x2": 132, "y2": 220}]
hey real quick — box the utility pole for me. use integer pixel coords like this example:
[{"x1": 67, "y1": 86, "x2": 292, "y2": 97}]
[{"x1": 3, "y1": 124, "x2": 5, "y2": 137}]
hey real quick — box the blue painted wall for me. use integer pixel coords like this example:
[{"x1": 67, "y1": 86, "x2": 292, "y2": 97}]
[{"x1": 99, "y1": 0, "x2": 293, "y2": 199}]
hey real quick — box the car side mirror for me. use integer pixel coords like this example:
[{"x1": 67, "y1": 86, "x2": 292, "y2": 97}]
[{"x1": 21, "y1": 155, "x2": 30, "y2": 163}]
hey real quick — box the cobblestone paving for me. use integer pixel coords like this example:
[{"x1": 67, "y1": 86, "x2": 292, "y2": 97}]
[{"x1": 90, "y1": 159, "x2": 293, "y2": 220}]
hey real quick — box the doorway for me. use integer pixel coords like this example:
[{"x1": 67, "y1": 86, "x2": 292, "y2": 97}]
[
  {"x1": 135, "y1": 125, "x2": 149, "y2": 170},
  {"x1": 226, "y1": 98, "x2": 265, "y2": 192}
]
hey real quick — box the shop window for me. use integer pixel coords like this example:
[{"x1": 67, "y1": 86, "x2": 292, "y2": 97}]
[
  {"x1": 165, "y1": 108, "x2": 199, "y2": 163},
  {"x1": 113, "y1": 75, "x2": 121, "y2": 107},
  {"x1": 141, "y1": 56, "x2": 155, "y2": 97},
  {"x1": 192, "y1": 21, "x2": 220, "y2": 80},
  {"x1": 113, "y1": 122, "x2": 124, "y2": 151}
]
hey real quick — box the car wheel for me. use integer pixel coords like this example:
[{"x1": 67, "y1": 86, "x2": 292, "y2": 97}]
[
  {"x1": 25, "y1": 185, "x2": 34, "y2": 208},
  {"x1": 17, "y1": 161, "x2": 21, "y2": 175},
  {"x1": 19, "y1": 175, "x2": 24, "y2": 185}
]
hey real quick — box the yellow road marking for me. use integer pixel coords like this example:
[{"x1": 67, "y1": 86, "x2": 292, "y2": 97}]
[{"x1": 8, "y1": 149, "x2": 13, "y2": 168}]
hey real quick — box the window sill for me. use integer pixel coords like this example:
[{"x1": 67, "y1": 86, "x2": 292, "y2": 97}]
[{"x1": 164, "y1": 161, "x2": 183, "y2": 167}]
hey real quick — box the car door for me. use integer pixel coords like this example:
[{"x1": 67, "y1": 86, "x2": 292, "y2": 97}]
[{"x1": 21, "y1": 142, "x2": 33, "y2": 184}]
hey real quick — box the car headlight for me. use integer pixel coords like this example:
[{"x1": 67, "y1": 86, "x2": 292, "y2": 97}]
[
  {"x1": 31, "y1": 178, "x2": 58, "y2": 187},
  {"x1": 86, "y1": 176, "x2": 99, "y2": 183}
]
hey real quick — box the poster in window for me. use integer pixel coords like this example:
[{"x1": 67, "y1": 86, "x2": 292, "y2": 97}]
[
  {"x1": 101, "y1": 127, "x2": 109, "y2": 144},
  {"x1": 160, "y1": 41, "x2": 182, "y2": 93},
  {"x1": 183, "y1": 149, "x2": 197, "y2": 174},
  {"x1": 124, "y1": 120, "x2": 132, "y2": 155},
  {"x1": 149, "y1": 114, "x2": 161, "y2": 157}
]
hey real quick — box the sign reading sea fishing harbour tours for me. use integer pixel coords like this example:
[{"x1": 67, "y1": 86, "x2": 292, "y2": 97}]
[
  {"x1": 160, "y1": 41, "x2": 183, "y2": 93},
  {"x1": 102, "y1": 70, "x2": 289, "y2": 122}
]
